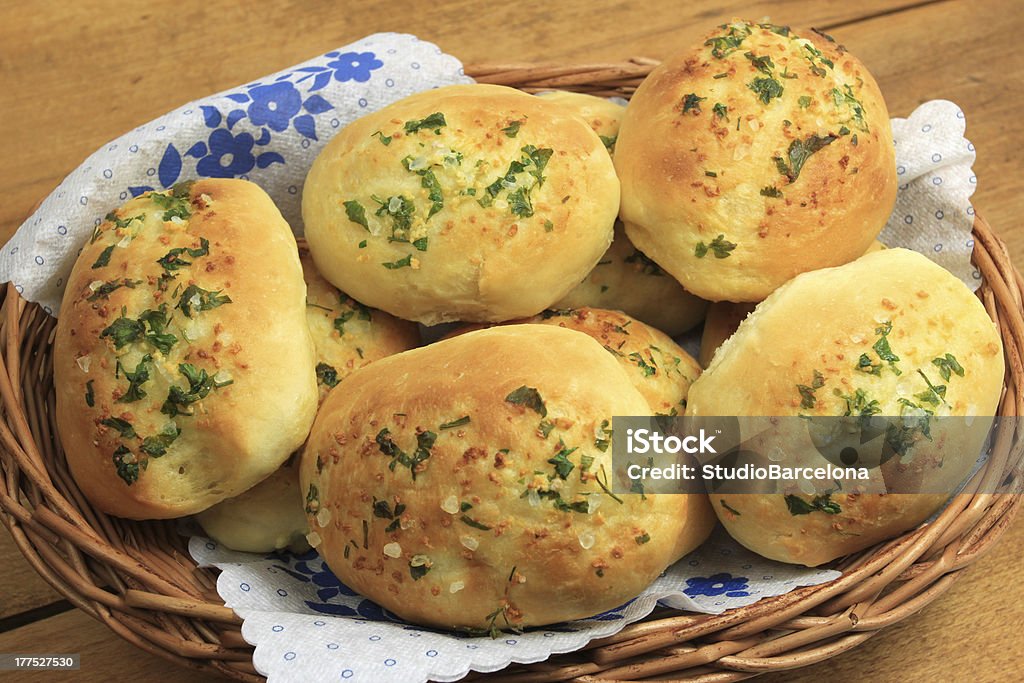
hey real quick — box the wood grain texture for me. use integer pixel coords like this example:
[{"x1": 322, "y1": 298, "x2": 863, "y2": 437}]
[
  {"x1": 0, "y1": 0, "x2": 1021, "y2": 681},
  {"x1": 0, "y1": 525, "x2": 62, "y2": 620}
]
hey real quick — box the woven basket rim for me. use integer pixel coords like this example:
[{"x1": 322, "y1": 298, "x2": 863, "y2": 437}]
[{"x1": 1, "y1": 59, "x2": 1022, "y2": 683}]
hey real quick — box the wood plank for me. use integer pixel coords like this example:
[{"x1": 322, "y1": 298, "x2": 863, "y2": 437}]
[
  {"x1": 0, "y1": 0, "x2": 937, "y2": 245},
  {"x1": 0, "y1": 528, "x2": 64, "y2": 620},
  {"x1": 759, "y1": 510, "x2": 1024, "y2": 682},
  {"x1": 0, "y1": 608, "x2": 224, "y2": 682},
  {"x1": 829, "y1": 0, "x2": 1024, "y2": 263}
]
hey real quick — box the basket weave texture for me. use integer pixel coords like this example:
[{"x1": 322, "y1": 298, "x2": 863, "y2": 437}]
[{"x1": 1, "y1": 61, "x2": 1022, "y2": 683}]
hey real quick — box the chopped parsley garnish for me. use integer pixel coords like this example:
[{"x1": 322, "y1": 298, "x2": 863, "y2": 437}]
[
  {"x1": 872, "y1": 321, "x2": 901, "y2": 375},
  {"x1": 439, "y1": 415, "x2": 471, "y2": 430},
  {"x1": 409, "y1": 557, "x2": 432, "y2": 580},
  {"x1": 305, "y1": 484, "x2": 319, "y2": 514},
  {"x1": 759, "y1": 22, "x2": 791, "y2": 36},
  {"x1": 92, "y1": 245, "x2": 115, "y2": 269},
  {"x1": 138, "y1": 304, "x2": 177, "y2": 354},
  {"x1": 748, "y1": 77, "x2": 784, "y2": 104},
  {"x1": 156, "y1": 237, "x2": 209, "y2": 272},
  {"x1": 628, "y1": 351, "x2": 657, "y2": 377},
  {"x1": 856, "y1": 353, "x2": 882, "y2": 376},
  {"x1": 705, "y1": 23, "x2": 752, "y2": 58},
  {"x1": 316, "y1": 362, "x2": 340, "y2": 388},
  {"x1": 502, "y1": 120, "x2": 523, "y2": 137},
  {"x1": 112, "y1": 446, "x2": 140, "y2": 485},
  {"x1": 595, "y1": 419, "x2": 612, "y2": 452},
  {"x1": 915, "y1": 369, "x2": 947, "y2": 406},
  {"x1": 400, "y1": 158, "x2": 444, "y2": 220},
  {"x1": 101, "y1": 416, "x2": 137, "y2": 438},
  {"x1": 705, "y1": 171, "x2": 718, "y2": 178},
  {"x1": 403, "y1": 112, "x2": 446, "y2": 134},
  {"x1": 720, "y1": 499, "x2": 742, "y2": 516},
  {"x1": 372, "y1": 194, "x2": 416, "y2": 242},
  {"x1": 713, "y1": 103, "x2": 728, "y2": 120},
  {"x1": 140, "y1": 423, "x2": 181, "y2": 457},
  {"x1": 802, "y1": 43, "x2": 834, "y2": 77},
  {"x1": 625, "y1": 249, "x2": 665, "y2": 276},
  {"x1": 798, "y1": 95, "x2": 812, "y2": 109},
  {"x1": 635, "y1": 532, "x2": 651, "y2": 545},
  {"x1": 694, "y1": 234, "x2": 737, "y2": 259},
  {"x1": 507, "y1": 187, "x2": 533, "y2": 218},
  {"x1": 160, "y1": 363, "x2": 232, "y2": 417},
  {"x1": 744, "y1": 51, "x2": 774, "y2": 74},
  {"x1": 505, "y1": 386, "x2": 547, "y2": 417},
  {"x1": 773, "y1": 133, "x2": 838, "y2": 183},
  {"x1": 117, "y1": 354, "x2": 153, "y2": 403},
  {"x1": 538, "y1": 419, "x2": 556, "y2": 438},
  {"x1": 838, "y1": 388, "x2": 881, "y2": 425},
  {"x1": 382, "y1": 254, "x2": 413, "y2": 270},
  {"x1": 548, "y1": 441, "x2": 577, "y2": 479},
  {"x1": 761, "y1": 185, "x2": 783, "y2": 198},
  {"x1": 371, "y1": 130, "x2": 392, "y2": 145},
  {"x1": 86, "y1": 278, "x2": 142, "y2": 302},
  {"x1": 681, "y1": 93, "x2": 706, "y2": 114},
  {"x1": 375, "y1": 428, "x2": 437, "y2": 480},
  {"x1": 85, "y1": 380, "x2": 95, "y2": 407},
  {"x1": 459, "y1": 503, "x2": 491, "y2": 531},
  {"x1": 105, "y1": 212, "x2": 145, "y2": 231},
  {"x1": 150, "y1": 182, "x2": 194, "y2": 221},
  {"x1": 176, "y1": 284, "x2": 231, "y2": 318},
  {"x1": 797, "y1": 370, "x2": 826, "y2": 409},
  {"x1": 932, "y1": 354, "x2": 965, "y2": 381},
  {"x1": 100, "y1": 310, "x2": 145, "y2": 349},
  {"x1": 343, "y1": 200, "x2": 370, "y2": 230},
  {"x1": 599, "y1": 134, "x2": 617, "y2": 150},
  {"x1": 785, "y1": 493, "x2": 841, "y2": 515}
]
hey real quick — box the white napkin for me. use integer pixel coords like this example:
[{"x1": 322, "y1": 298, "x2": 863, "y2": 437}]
[
  {"x1": 0, "y1": 33, "x2": 472, "y2": 315},
  {"x1": 190, "y1": 529, "x2": 839, "y2": 683}
]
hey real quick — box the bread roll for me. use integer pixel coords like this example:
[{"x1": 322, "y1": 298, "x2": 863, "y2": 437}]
[
  {"x1": 688, "y1": 248, "x2": 1004, "y2": 565},
  {"x1": 699, "y1": 301, "x2": 757, "y2": 368},
  {"x1": 301, "y1": 325, "x2": 715, "y2": 629},
  {"x1": 300, "y1": 245, "x2": 419, "y2": 404},
  {"x1": 557, "y1": 222, "x2": 709, "y2": 335},
  {"x1": 454, "y1": 308, "x2": 701, "y2": 415},
  {"x1": 54, "y1": 179, "x2": 318, "y2": 519},
  {"x1": 303, "y1": 84, "x2": 619, "y2": 324},
  {"x1": 196, "y1": 459, "x2": 310, "y2": 553},
  {"x1": 536, "y1": 90, "x2": 624, "y2": 151},
  {"x1": 698, "y1": 240, "x2": 886, "y2": 367},
  {"x1": 616, "y1": 20, "x2": 897, "y2": 302},
  {"x1": 197, "y1": 249, "x2": 419, "y2": 550}
]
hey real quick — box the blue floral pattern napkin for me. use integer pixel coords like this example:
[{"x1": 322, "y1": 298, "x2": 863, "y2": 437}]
[
  {"x1": 0, "y1": 33, "x2": 471, "y2": 315},
  {"x1": 190, "y1": 529, "x2": 840, "y2": 682}
]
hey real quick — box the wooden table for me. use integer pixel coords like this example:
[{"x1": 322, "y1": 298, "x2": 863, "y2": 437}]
[{"x1": 1, "y1": 1, "x2": 1021, "y2": 681}]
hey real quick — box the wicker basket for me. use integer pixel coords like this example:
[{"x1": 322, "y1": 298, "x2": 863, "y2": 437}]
[{"x1": 1, "y1": 61, "x2": 1022, "y2": 683}]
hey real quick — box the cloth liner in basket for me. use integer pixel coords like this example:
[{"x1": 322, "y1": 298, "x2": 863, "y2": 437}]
[{"x1": 0, "y1": 31, "x2": 1021, "y2": 683}]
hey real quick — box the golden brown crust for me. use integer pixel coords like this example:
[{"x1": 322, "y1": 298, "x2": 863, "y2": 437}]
[
  {"x1": 303, "y1": 84, "x2": 619, "y2": 324},
  {"x1": 536, "y1": 90, "x2": 625, "y2": 145},
  {"x1": 301, "y1": 325, "x2": 714, "y2": 629},
  {"x1": 689, "y1": 248, "x2": 1004, "y2": 565},
  {"x1": 557, "y1": 223, "x2": 709, "y2": 336},
  {"x1": 54, "y1": 179, "x2": 318, "y2": 519},
  {"x1": 300, "y1": 246, "x2": 420, "y2": 404},
  {"x1": 615, "y1": 20, "x2": 897, "y2": 302}
]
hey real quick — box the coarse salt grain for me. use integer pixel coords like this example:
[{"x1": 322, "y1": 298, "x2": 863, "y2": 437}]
[
  {"x1": 316, "y1": 507, "x2": 332, "y2": 528},
  {"x1": 75, "y1": 355, "x2": 91, "y2": 373},
  {"x1": 441, "y1": 494, "x2": 460, "y2": 514},
  {"x1": 460, "y1": 536, "x2": 479, "y2": 551},
  {"x1": 305, "y1": 531, "x2": 322, "y2": 548},
  {"x1": 577, "y1": 531, "x2": 596, "y2": 550},
  {"x1": 449, "y1": 581, "x2": 465, "y2": 594},
  {"x1": 383, "y1": 542, "x2": 402, "y2": 558}
]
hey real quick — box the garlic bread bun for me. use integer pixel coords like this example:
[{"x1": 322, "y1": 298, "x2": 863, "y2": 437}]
[
  {"x1": 616, "y1": 20, "x2": 896, "y2": 302},
  {"x1": 698, "y1": 240, "x2": 885, "y2": 367},
  {"x1": 300, "y1": 245, "x2": 419, "y2": 404},
  {"x1": 196, "y1": 459, "x2": 310, "y2": 553},
  {"x1": 197, "y1": 248, "x2": 419, "y2": 550},
  {"x1": 688, "y1": 248, "x2": 1004, "y2": 565},
  {"x1": 54, "y1": 179, "x2": 318, "y2": 519},
  {"x1": 452, "y1": 308, "x2": 701, "y2": 415},
  {"x1": 557, "y1": 222, "x2": 709, "y2": 336},
  {"x1": 303, "y1": 84, "x2": 619, "y2": 324},
  {"x1": 301, "y1": 325, "x2": 715, "y2": 629},
  {"x1": 536, "y1": 90, "x2": 624, "y2": 150}
]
